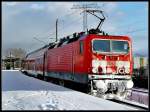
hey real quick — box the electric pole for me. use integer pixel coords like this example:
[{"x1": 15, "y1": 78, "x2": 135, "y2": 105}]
[
  {"x1": 10, "y1": 51, "x2": 11, "y2": 69},
  {"x1": 56, "y1": 18, "x2": 58, "y2": 42},
  {"x1": 83, "y1": 4, "x2": 88, "y2": 32}
]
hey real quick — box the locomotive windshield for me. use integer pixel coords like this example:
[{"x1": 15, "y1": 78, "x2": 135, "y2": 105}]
[
  {"x1": 93, "y1": 40, "x2": 129, "y2": 54},
  {"x1": 93, "y1": 40, "x2": 110, "y2": 52}
]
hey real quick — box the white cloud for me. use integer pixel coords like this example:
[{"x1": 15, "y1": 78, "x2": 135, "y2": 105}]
[
  {"x1": 47, "y1": 2, "x2": 75, "y2": 17},
  {"x1": 102, "y1": 23, "x2": 118, "y2": 35},
  {"x1": 103, "y1": 2, "x2": 118, "y2": 14},
  {"x1": 116, "y1": 11, "x2": 125, "y2": 17},
  {"x1": 30, "y1": 4, "x2": 45, "y2": 10},
  {"x1": 3, "y1": 2, "x2": 18, "y2": 6},
  {"x1": 2, "y1": 2, "x2": 148, "y2": 55}
]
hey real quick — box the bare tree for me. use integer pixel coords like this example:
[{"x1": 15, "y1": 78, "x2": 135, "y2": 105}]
[
  {"x1": 3, "y1": 48, "x2": 27, "y2": 69},
  {"x1": 4, "y1": 48, "x2": 26, "y2": 59}
]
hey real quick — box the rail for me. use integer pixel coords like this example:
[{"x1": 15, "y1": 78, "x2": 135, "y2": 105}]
[
  {"x1": 132, "y1": 88, "x2": 148, "y2": 93},
  {"x1": 109, "y1": 99, "x2": 148, "y2": 110}
]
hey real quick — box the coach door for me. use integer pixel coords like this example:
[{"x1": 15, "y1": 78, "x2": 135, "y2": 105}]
[{"x1": 43, "y1": 51, "x2": 47, "y2": 77}]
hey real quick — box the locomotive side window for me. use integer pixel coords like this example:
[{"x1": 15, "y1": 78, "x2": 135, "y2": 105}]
[{"x1": 79, "y1": 41, "x2": 83, "y2": 54}]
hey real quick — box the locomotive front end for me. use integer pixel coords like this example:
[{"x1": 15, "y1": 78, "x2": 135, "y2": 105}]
[{"x1": 88, "y1": 36, "x2": 133, "y2": 99}]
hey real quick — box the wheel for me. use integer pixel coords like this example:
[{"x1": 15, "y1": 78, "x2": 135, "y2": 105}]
[
  {"x1": 59, "y1": 80, "x2": 65, "y2": 86},
  {"x1": 43, "y1": 77, "x2": 47, "y2": 81}
]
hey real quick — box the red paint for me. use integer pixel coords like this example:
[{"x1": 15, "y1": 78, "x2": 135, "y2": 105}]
[{"x1": 22, "y1": 34, "x2": 133, "y2": 80}]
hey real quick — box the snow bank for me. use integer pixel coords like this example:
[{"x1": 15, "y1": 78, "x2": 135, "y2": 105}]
[{"x1": 2, "y1": 71, "x2": 137, "y2": 110}]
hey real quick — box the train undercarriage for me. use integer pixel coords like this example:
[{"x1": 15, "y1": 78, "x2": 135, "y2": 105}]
[
  {"x1": 88, "y1": 75, "x2": 134, "y2": 100},
  {"x1": 21, "y1": 70, "x2": 134, "y2": 100}
]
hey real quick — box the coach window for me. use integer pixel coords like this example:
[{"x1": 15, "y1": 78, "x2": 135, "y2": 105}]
[{"x1": 79, "y1": 41, "x2": 83, "y2": 54}]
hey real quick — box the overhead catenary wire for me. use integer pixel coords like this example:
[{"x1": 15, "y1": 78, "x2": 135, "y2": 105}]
[
  {"x1": 72, "y1": 2, "x2": 106, "y2": 32},
  {"x1": 58, "y1": 16, "x2": 83, "y2": 32},
  {"x1": 117, "y1": 28, "x2": 147, "y2": 35},
  {"x1": 126, "y1": 28, "x2": 147, "y2": 34},
  {"x1": 112, "y1": 20, "x2": 145, "y2": 35},
  {"x1": 33, "y1": 9, "x2": 81, "y2": 39},
  {"x1": 58, "y1": 17, "x2": 83, "y2": 38},
  {"x1": 33, "y1": 3, "x2": 105, "y2": 41},
  {"x1": 37, "y1": 11, "x2": 83, "y2": 40},
  {"x1": 117, "y1": 20, "x2": 144, "y2": 29},
  {"x1": 37, "y1": 17, "x2": 83, "y2": 40},
  {"x1": 33, "y1": 3, "x2": 147, "y2": 44},
  {"x1": 102, "y1": 18, "x2": 147, "y2": 35},
  {"x1": 33, "y1": 37, "x2": 47, "y2": 44},
  {"x1": 42, "y1": 15, "x2": 83, "y2": 43}
]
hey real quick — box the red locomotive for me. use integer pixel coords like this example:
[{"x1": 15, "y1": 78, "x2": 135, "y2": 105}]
[{"x1": 21, "y1": 10, "x2": 134, "y2": 99}]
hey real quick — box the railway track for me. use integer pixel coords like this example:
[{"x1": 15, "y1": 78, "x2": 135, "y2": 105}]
[
  {"x1": 132, "y1": 88, "x2": 148, "y2": 93},
  {"x1": 126, "y1": 88, "x2": 149, "y2": 106},
  {"x1": 109, "y1": 99, "x2": 148, "y2": 110}
]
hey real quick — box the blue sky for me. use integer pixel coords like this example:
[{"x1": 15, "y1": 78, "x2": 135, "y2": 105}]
[{"x1": 2, "y1": 2, "x2": 148, "y2": 56}]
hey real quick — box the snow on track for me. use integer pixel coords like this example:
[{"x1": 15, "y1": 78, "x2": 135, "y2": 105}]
[{"x1": 2, "y1": 70, "x2": 137, "y2": 110}]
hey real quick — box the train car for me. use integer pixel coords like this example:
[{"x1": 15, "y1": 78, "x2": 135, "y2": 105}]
[
  {"x1": 22, "y1": 30, "x2": 133, "y2": 99},
  {"x1": 21, "y1": 45, "x2": 49, "y2": 77}
]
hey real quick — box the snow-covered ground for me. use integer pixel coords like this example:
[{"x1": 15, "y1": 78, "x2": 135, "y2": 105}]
[{"x1": 2, "y1": 70, "x2": 138, "y2": 110}]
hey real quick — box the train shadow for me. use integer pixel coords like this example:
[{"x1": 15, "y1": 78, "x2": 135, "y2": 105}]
[{"x1": 21, "y1": 71, "x2": 89, "y2": 93}]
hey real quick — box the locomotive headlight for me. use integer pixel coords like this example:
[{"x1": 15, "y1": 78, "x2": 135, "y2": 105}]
[
  {"x1": 118, "y1": 68, "x2": 125, "y2": 74},
  {"x1": 125, "y1": 68, "x2": 130, "y2": 74},
  {"x1": 92, "y1": 68, "x2": 98, "y2": 73},
  {"x1": 126, "y1": 80, "x2": 134, "y2": 89},
  {"x1": 92, "y1": 60, "x2": 107, "y2": 67},
  {"x1": 124, "y1": 61, "x2": 130, "y2": 68},
  {"x1": 92, "y1": 60, "x2": 99, "y2": 67},
  {"x1": 99, "y1": 61, "x2": 107, "y2": 67},
  {"x1": 116, "y1": 61, "x2": 124, "y2": 67}
]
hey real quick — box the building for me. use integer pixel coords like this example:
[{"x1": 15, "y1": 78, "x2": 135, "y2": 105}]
[{"x1": 2, "y1": 54, "x2": 21, "y2": 70}]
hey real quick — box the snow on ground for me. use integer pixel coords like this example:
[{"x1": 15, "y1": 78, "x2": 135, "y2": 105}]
[{"x1": 2, "y1": 70, "x2": 137, "y2": 110}]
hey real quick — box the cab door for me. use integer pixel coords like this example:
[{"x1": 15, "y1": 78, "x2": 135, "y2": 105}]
[{"x1": 43, "y1": 50, "x2": 48, "y2": 77}]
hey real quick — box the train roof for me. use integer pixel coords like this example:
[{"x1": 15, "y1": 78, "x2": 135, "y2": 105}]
[
  {"x1": 26, "y1": 32, "x2": 87, "y2": 57},
  {"x1": 26, "y1": 44, "x2": 49, "y2": 58},
  {"x1": 26, "y1": 29, "x2": 131, "y2": 58}
]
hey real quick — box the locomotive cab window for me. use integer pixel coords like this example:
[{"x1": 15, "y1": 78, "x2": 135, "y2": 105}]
[
  {"x1": 111, "y1": 40, "x2": 129, "y2": 53},
  {"x1": 92, "y1": 39, "x2": 129, "y2": 54},
  {"x1": 79, "y1": 41, "x2": 83, "y2": 54},
  {"x1": 93, "y1": 40, "x2": 110, "y2": 52}
]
